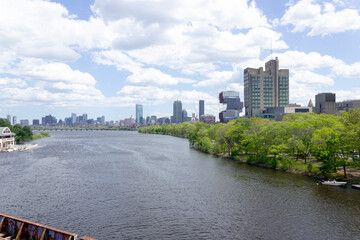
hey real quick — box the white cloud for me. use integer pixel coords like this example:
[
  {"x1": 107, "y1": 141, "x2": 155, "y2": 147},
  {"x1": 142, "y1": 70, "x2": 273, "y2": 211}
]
[
  {"x1": 91, "y1": 0, "x2": 270, "y2": 31},
  {"x1": 291, "y1": 70, "x2": 334, "y2": 87},
  {"x1": 332, "y1": 62, "x2": 360, "y2": 78},
  {"x1": 273, "y1": 51, "x2": 341, "y2": 70},
  {"x1": 272, "y1": 50, "x2": 360, "y2": 79},
  {"x1": 0, "y1": 77, "x2": 27, "y2": 87},
  {"x1": 126, "y1": 68, "x2": 194, "y2": 86},
  {"x1": 281, "y1": 0, "x2": 360, "y2": 36},
  {"x1": 11, "y1": 59, "x2": 96, "y2": 85},
  {"x1": 0, "y1": 0, "x2": 112, "y2": 62},
  {"x1": 194, "y1": 71, "x2": 233, "y2": 87},
  {"x1": 0, "y1": 58, "x2": 105, "y2": 107},
  {"x1": 336, "y1": 89, "x2": 360, "y2": 101},
  {"x1": 115, "y1": 86, "x2": 218, "y2": 111}
]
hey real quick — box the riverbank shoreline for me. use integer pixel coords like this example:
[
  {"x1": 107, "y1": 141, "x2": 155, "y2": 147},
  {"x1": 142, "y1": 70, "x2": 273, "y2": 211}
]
[
  {"x1": 192, "y1": 145, "x2": 360, "y2": 184},
  {"x1": 140, "y1": 131, "x2": 360, "y2": 185},
  {"x1": 0, "y1": 144, "x2": 42, "y2": 152}
]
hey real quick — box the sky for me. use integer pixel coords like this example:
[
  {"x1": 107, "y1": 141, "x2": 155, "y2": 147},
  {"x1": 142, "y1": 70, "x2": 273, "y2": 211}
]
[{"x1": 1, "y1": 0, "x2": 360, "y2": 122}]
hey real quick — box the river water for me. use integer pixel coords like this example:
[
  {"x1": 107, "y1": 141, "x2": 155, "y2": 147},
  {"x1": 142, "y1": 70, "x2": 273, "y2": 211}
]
[{"x1": 0, "y1": 131, "x2": 359, "y2": 239}]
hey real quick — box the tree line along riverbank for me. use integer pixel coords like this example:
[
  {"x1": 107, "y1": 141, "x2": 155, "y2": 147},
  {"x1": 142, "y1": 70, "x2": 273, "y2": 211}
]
[
  {"x1": 138, "y1": 109, "x2": 360, "y2": 183},
  {"x1": 0, "y1": 118, "x2": 50, "y2": 143}
]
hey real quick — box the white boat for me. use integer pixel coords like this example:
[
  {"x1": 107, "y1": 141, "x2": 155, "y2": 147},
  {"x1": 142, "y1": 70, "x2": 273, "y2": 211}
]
[
  {"x1": 321, "y1": 180, "x2": 347, "y2": 186},
  {"x1": 351, "y1": 184, "x2": 360, "y2": 189}
]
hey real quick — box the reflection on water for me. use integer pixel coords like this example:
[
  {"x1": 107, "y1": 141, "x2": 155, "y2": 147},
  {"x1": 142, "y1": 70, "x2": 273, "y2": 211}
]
[{"x1": 0, "y1": 131, "x2": 359, "y2": 239}]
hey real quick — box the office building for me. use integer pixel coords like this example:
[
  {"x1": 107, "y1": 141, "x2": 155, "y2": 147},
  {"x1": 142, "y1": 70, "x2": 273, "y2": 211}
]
[
  {"x1": 124, "y1": 117, "x2": 135, "y2": 127},
  {"x1": 136, "y1": 104, "x2": 143, "y2": 124},
  {"x1": 200, "y1": 114, "x2": 216, "y2": 124},
  {"x1": 182, "y1": 109, "x2": 188, "y2": 123},
  {"x1": 42, "y1": 115, "x2": 57, "y2": 126},
  {"x1": 20, "y1": 119, "x2": 29, "y2": 126},
  {"x1": 33, "y1": 119, "x2": 40, "y2": 126},
  {"x1": 244, "y1": 57, "x2": 289, "y2": 117},
  {"x1": 101, "y1": 116, "x2": 105, "y2": 126},
  {"x1": 173, "y1": 100, "x2": 182, "y2": 124},
  {"x1": 150, "y1": 116, "x2": 157, "y2": 125},
  {"x1": 199, "y1": 100, "x2": 205, "y2": 117},
  {"x1": 315, "y1": 93, "x2": 336, "y2": 114},
  {"x1": 71, "y1": 113, "x2": 76, "y2": 125},
  {"x1": 82, "y1": 114, "x2": 88, "y2": 122},
  {"x1": 336, "y1": 99, "x2": 360, "y2": 112},
  {"x1": 219, "y1": 91, "x2": 243, "y2": 123},
  {"x1": 12, "y1": 116, "x2": 17, "y2": 125},
  {"x1": 258, "y1": 106, "x2": 313, "y2": 121},
  {"x1": 7, "y1": 115, "x2": 11, "y2": 124}
]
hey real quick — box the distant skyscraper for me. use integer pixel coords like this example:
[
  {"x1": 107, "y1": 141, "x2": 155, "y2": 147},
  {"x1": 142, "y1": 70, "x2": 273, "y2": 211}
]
[
  {"x1": 136, "y1": 104, "x2": 143, "y2": 124},
  {"x1": 33, "y1": 119, "x2": 40, "y2": 126},
  {"x1": 150, "y1": 115, "x2": 157, "y2": 125},
  {"x1": 199, "y1": 100, "x2": 204, "y2": 117},
  {"x1": 173, "y1": 100, "x2": 182, "y2": 124},
  {"x1": 82, "y1": 114, "x2": 88, "y2": 122},
  {"x1": 20, "y1": 119, "x2": 29, "y2": 126},
  {"x1": 219, "y1": 91, "x2": 243, "y2": 123},
  {"x1": 6, "y1": 115, "x2": 11, "y2": 124},
  {"x1": 101, "y1": 116, "x2": 105, "y2": 126},
  {"x1": 12, "y1": 116, "x2": 17, "y2": 125},
  {"x1": 182, "y1": 109, "x2": 188, "y2": 122},
  {"x1": 315, "y1": 93, "x2": 336, "y2": 114},
  {"x1": 71, "y1": 113, "x2": 76, "y2": 124},
  {"x1": 244, "y1": 57, "x2": 289, "y2": 117}
]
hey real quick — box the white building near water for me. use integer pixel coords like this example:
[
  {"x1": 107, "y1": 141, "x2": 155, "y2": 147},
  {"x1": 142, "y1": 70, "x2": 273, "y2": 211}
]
[{"x1": 0, "y1": 127, "x2": 16, "y2": 149}]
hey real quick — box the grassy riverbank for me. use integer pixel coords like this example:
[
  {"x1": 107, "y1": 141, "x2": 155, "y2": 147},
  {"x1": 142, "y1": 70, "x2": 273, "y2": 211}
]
[{"x1": 139, "y1": 110, "x2": 360, "y2": 183}]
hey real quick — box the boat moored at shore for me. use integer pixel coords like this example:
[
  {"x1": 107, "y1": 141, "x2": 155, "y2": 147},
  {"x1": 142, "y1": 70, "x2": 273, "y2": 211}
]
[{"x1": 320, "y1": 180, "x2": 347, "y2": 187}]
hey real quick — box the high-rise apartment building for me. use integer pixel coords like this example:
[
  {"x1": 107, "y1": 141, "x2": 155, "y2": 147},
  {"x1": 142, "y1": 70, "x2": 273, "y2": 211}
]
[
  {"x1": 219, "y1": 91, "x2": 243, "y2": 123},
  {"x1": 315, "y1": 93, "x2": 336, "y2": 114},
  {"x1": 12, "y1": 116, "x2": 17, "y2": 125},
  {"x1": 244, "y1": 57, "x2": 289, "y2": 117},
  {"x1": 7, "y1": 115, "x2": 11, "y2": 124},
  {"x1": 173, "y1": 100, "x2": 182, "y2": 124},
  {"x1": 199, "y1": 100, "x2": 204, "y2": 117},
  {"x1": 136, "y1": 104, "x2": 143, "y2": 124}
]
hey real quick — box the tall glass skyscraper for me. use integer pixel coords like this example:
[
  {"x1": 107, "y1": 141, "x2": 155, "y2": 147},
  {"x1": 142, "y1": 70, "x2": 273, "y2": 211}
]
[
  {"x1": 136, "y1": 104, "x2": 143, "y2": 124},
  {"x1": 199, "y1": 100, "x2": 204, "y2": 117},
  {"x1": 173, "y1": 100, "x2": 182, "y2": 124}
]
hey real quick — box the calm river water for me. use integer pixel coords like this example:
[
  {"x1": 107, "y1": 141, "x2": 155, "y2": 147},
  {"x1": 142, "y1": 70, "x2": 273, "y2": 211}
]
[{"x1": 0, "y1": 131, "x2": 359, "y2": 239}]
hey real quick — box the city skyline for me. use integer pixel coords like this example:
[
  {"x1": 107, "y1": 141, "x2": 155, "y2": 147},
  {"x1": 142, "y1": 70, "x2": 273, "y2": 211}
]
[{"x1": 1, "y1": 0, "x2": 360, "y2": 120}]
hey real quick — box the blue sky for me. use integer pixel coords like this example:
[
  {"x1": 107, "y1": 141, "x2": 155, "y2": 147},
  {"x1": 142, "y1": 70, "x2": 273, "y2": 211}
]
[{"x1": 1, "y1": 0, "x2": 360, "y2": 122}]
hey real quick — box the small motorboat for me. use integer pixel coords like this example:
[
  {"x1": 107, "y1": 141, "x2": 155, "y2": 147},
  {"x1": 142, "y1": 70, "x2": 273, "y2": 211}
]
[
  {"x1": 351, "y1": 184, "x2": 360, "y2": 189},
  {"x1": 321, "y1": 180, "x2": 347, "y2": 186}
]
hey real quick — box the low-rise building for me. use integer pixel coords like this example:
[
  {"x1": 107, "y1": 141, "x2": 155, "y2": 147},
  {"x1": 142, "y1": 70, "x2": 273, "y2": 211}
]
[
  {"x1": 200, "y1": 114, "x2": 216, "y2": 124},
  {"x1": 336, "y1": 99, "x2": 360, "y2": 112},
  {"x1": 257, "y1": 106, "x2": 313, "y2": 121},
  {"x1": 315, "y1": 93, "x2": 336, "y2": 114},
  {"x1": 0, "y1": 127, "x2": 16, "y2": 149}
]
